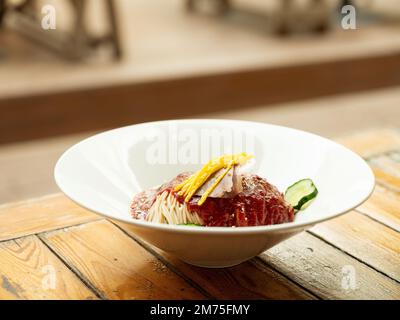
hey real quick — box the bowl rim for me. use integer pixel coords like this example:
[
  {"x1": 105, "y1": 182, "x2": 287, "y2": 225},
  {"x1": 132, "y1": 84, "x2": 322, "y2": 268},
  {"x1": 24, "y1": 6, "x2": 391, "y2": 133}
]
[{"x1": 54, "y1": 119, "x2": 375, "y2": 235}]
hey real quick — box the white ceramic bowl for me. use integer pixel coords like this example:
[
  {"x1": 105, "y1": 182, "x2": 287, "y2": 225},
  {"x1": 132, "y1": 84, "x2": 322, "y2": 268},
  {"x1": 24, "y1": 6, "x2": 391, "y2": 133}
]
[{"x1": 55, "y1": 119, "x2": 374, "y2": 268}]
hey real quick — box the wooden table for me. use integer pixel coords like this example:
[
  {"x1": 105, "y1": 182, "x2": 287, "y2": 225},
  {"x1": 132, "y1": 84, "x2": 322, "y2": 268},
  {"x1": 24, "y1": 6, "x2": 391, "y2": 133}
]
[{"x1": 0, "y1": 129, "x2": 399, "y2": 300}]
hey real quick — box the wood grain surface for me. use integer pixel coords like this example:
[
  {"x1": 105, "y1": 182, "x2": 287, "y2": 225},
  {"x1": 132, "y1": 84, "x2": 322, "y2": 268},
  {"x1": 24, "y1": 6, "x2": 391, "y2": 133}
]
[
  {"x1": 115, "y1": 221, "x2": 316, "y2": 300},
  {"x1": 41, "y1": 220, "x2": 206, "y2": 300},
  {"x1": 259, "y1": 232, "x2": 400, "y2": 300},
  {"x1": 357, "y1": 184, "x2": 400, "y2": 232},
  {"x1": 335, "y1": 129, "x2": 400, "y2": 158},
  {"x1": 0, "y1": 236, "x2": 96, "y2": 299},
  {"x1": 0, "y1": 194, "x2": 100, "y2": 242},
  {"x1": 369, "y1": 153, "x2": 400, "y2": 192},
  {"x1": 310, "y1": 211, "x2": 400, "y2": 282}
]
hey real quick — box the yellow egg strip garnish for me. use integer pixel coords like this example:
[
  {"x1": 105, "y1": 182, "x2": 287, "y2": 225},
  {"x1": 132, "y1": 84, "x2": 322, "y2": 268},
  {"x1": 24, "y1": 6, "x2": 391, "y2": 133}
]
[
  {"x1": 176, "y1": 176, "x2": 194, "y2": 195},
  {"x1": 182, "y1": 160, "x2": 224, "y2": 202},
  {"x1": 174, "y1": 153, "x2": 253, "y2": 205},
  {"x1": 197, "y1": 160, "x2": 234, "y2": 205}
]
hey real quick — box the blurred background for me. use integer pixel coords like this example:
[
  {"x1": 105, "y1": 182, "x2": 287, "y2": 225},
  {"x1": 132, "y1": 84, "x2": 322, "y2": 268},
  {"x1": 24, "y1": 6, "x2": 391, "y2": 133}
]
[{"x1": 0, "y1": 0, "x2": 400, "y2": 204}]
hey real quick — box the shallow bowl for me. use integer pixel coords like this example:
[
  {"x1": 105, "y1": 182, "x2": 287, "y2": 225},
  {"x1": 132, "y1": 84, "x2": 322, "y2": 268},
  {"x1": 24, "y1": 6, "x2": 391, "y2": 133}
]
[{"x1": 55, "y1": 119, "x2": 374, "y2": 267}]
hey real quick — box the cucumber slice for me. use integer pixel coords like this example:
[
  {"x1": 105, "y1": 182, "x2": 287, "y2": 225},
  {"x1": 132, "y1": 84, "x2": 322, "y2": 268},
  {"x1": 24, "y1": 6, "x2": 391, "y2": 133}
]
[{"x1": 285, "y1": 179, "x2": 318, "y2": 212}]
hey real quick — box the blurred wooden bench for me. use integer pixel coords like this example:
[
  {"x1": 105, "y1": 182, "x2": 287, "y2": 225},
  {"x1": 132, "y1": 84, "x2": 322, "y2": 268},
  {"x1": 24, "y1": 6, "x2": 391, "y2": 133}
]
[
  {"x1": 185, "y1": 0, "x2": 335, "y2": 34},
  {"x1": 0, "y1": 0, "x2": 121, "y2": 60}
]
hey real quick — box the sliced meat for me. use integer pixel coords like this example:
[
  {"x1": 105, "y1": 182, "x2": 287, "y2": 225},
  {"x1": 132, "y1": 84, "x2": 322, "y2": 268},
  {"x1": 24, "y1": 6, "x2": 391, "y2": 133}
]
[{"x1": 195, "y1": 166, "x2": 243, "y2": 198}]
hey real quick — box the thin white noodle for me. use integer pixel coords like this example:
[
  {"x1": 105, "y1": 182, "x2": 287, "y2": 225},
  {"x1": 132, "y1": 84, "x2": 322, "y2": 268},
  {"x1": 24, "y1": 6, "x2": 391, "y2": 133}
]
[{"x1": 146, "y1": 191, "x2": 203, "y2": 225}]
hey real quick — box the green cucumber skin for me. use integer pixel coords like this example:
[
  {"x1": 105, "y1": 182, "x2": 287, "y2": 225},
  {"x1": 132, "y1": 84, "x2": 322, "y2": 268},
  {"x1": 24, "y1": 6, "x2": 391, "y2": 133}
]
[
  {"x1": 285, "y1": 179, "x2": 318, "y2": 212},
  {"x1": 293, "y1": 187, "x2": 318, "y2": 211}
]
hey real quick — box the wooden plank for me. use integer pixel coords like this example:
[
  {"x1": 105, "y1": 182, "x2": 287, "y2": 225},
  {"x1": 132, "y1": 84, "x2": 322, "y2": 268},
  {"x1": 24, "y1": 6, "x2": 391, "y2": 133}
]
[
  {"x1": 335, "y1": 129, "x2": 400, "y2": 158},
  {"x1": 310, "y1": 211, "x2": 400, "y2": 283},
  {"x1": 152, "y1": 252, "x2": 315, "y2": 300},
  {"x1": 41, "y1": 220, "x2": 206, "y2": 300},
  {"x1": 0, "y1": 235, "x2": 96, "y2": 300},
  {"x1": 0, "y1": 194, "x2": 100, "y2": 241},
  {"x1": 259, "y1": 232, "x2": 400, "y2": 300},
  {"x1": 369, "y1": 153, "x2": 400, "y2": 192},
  {"x1": 358, "y1": 152, "x2": 400, "y2": 229},
  {"x1": 357, "y1": 184, "x2": 400, "y2": 232},
  {"x1": 115, "y1": 221, "x2": 316, "y2": 300},
  {"x1": 372, "y1": 167, "x2": 400, "y2": 193}
]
